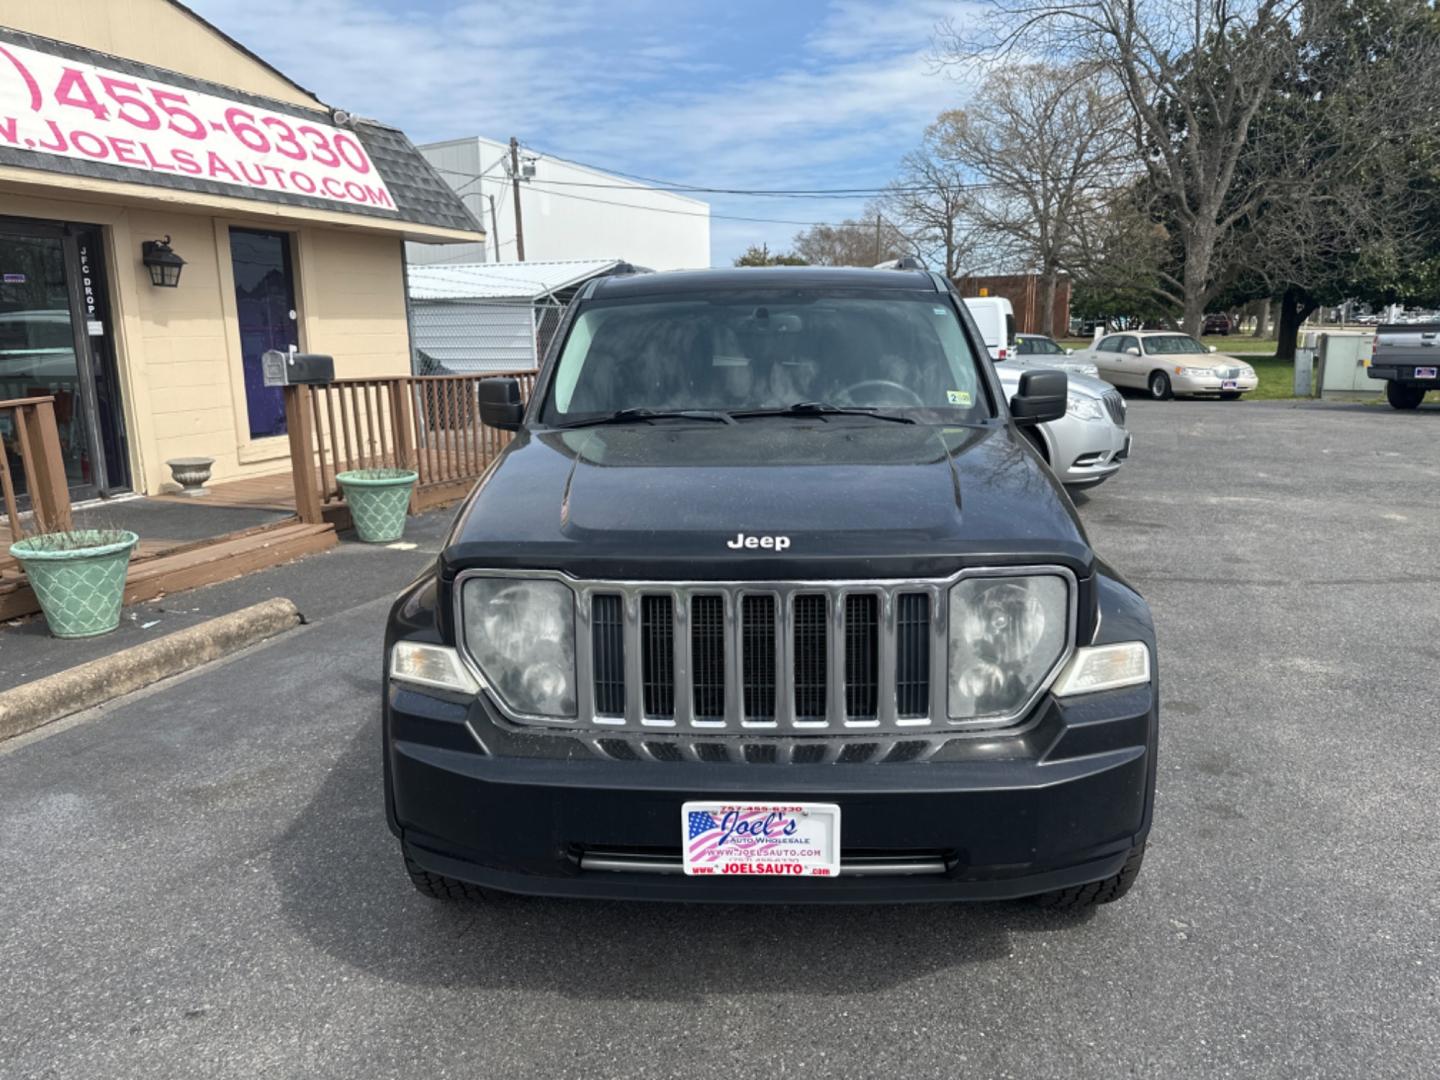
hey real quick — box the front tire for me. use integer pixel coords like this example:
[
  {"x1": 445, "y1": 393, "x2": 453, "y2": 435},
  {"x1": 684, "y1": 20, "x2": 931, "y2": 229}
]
[
  {"x1": 404, "y1": 854, "x2": 503, "y2": 903},
  {"x1": 1033, "y1": 844, "x2": 1146, "y2": 910},
  {"x1": 1386, "y1": 381, "x2": 1425, "y2": 410},
  {"x1": 1148, "y1": 371, "x2": 1174, "y2": 400}
]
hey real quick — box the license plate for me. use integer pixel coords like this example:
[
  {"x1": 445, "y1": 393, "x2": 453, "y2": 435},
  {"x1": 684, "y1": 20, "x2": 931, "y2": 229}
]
[
  {"x1": 682, "y1": 802, "x2": 841, "y2": 878},
  {"x1": 1416, "y1": 367, "x2": 1437, "y2": 379},
  {"x1": 1222, "y1": 379, "x2": 1238, "y2": 390}
]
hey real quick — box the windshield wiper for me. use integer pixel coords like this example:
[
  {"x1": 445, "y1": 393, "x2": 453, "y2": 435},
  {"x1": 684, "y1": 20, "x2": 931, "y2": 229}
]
[
  {"x1": 554, "y1": 407, "x2": 736, "y2": 429},
  {"x1": 728, "y1": 401, "x2": 917, "y2": 424}
]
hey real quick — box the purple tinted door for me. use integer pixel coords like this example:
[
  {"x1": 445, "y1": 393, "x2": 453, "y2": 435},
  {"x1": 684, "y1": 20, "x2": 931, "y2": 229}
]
[{"x1": 230, "y1": 228, "x2": 298, "y2": 439}]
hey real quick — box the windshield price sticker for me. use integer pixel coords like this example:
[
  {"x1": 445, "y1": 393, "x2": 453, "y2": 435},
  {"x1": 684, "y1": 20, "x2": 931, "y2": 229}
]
[
  {"x1": 0, "y1": 40, "x2": 392, "y2": 209},
  {"x1": 682, "y1": 802, "x2": 841, "y2": 878}
]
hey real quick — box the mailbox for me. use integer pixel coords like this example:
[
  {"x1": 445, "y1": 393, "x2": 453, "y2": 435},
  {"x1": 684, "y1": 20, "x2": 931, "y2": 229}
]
[{"x1": 261, "y1": 349, "x2": 335, "y2": 387}]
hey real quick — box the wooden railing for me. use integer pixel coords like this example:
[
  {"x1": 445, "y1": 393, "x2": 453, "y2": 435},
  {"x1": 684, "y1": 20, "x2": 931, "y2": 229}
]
[
  {"x1": 0, "y1": 396, "x2": 74, "y2": 541},
  {"x1": 284, "y1": 372, "x2": 537, "y2": 524}
]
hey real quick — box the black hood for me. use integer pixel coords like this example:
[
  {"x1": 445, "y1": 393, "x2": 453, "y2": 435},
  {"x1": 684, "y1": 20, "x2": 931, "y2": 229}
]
[{"x1": 443, "y1": 421, "x2": 1091, "y2": 580}]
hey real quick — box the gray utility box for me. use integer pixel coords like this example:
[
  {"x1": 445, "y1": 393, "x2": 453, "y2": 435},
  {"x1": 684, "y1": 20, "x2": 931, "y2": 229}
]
[
  {"x1": 1313, "y1": 331, "x2": 1382, "y2": 400},
  {"x1": 261, "y1": 350, "x2": 335, "y2": 387}
]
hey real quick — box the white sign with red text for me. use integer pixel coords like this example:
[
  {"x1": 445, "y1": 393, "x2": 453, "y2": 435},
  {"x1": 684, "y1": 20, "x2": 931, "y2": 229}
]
[
  {"x1": 0, "y1": 39, "x2": 393, "y2": 210},
  {"x1": 682, "y1": 802, "x2": 841, "y2": 878}
]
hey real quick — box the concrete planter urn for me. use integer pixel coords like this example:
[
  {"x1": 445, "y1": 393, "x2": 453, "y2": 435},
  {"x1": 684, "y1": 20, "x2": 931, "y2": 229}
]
[
  {"x1": 336, "y1": 468, "x2": 418, "y2": 543},
  {"x1": 9, "y1": 529, "x2": 139, "y2": 638},
  {"x1": 166, "y1": 456, "x2": 215, "y2": 496}
]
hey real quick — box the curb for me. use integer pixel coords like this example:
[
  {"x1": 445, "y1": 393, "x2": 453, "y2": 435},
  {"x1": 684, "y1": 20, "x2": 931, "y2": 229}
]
[{"x1": 0, "y1": 598, "x2": 303, "y2": 743}]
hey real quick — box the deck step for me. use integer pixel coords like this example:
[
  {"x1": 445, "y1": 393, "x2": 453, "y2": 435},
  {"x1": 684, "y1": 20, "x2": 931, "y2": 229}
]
[{"x1": 0, "y1": 523, "x2": 337, "y2": 621}]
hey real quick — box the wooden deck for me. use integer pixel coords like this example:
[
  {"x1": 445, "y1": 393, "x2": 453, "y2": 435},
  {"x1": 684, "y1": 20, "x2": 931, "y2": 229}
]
[{"x1": 151, "y1": 472, "x2": 299, "y2": 513}]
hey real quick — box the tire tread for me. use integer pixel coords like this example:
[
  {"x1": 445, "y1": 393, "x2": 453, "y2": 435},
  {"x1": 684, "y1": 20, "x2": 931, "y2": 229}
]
[{"x1": 1033, "y1": 843, "x2": 1146, "y2": 910}]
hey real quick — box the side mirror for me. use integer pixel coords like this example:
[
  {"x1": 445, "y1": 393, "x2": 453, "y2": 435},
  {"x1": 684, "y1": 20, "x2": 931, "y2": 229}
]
[
  {"x1": 477, "y1": 376, "x2": 524, "y2": 431},
  {"x1": 1126, "y1": 346, "x2": 1141, "y2": 356},
  {"x1": 1064, "y1": 347, "x2": 1074, "y2": 354},
  {"x1": 1009, "y1": 368, "x2": 1067, "y2": 425},
  {"x1": 1209, "y1": 345, "x2": 1218, "y2": 353}
]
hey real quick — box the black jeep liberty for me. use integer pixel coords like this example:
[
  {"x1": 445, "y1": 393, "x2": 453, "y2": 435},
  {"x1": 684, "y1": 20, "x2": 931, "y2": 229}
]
[{"x1": 384, "y1": 266, "x2": 1158, "y2": 907}]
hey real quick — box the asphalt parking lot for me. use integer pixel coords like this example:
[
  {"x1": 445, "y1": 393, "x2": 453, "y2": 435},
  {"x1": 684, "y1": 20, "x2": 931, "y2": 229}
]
[{"x1": 2, "y1": 399, "x2": 1438, "y2": 1079}]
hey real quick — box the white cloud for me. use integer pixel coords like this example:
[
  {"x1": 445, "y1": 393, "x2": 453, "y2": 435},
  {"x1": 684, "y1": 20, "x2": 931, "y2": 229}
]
[{"x1": 186, "y1": 0, "x2": 974, "y2": 263}]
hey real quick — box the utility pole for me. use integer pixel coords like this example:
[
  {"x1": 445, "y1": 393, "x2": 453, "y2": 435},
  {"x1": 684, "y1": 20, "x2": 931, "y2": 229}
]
[
  {"x1": 874, "y1": 213, "x2": 882, "y2": 264},
  {"x1": 509, "y1": 136, "x2": 526, "y2": 262},
  {"x1": 487, "y1": 194, "x2": 501, "y2": 262}
]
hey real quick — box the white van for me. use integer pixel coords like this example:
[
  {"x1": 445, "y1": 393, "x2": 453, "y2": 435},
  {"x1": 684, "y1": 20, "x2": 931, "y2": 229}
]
[{"x1": 963, "y1": 296, "x2": 1015, "y2": 361}]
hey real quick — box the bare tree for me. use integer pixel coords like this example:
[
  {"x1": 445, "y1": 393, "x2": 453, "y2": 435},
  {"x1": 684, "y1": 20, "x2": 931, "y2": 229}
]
[
  {"x1": 791, "y1": 207, "x2": 910, "y2": 267},
  {"x1": 880, "y1": 122, "x2": 980, "y2": 278},
  {"x1": 936, "y1": 0, "x2": 1306, "y2": 336},
  {"x1": 929, "y1": 64, "x2": 1133, "y2": 330}
]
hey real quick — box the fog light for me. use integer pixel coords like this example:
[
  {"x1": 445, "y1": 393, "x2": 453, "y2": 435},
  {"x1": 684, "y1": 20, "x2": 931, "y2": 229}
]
[
  {"x1": 1052, "y1": 642, "x2": 1150, "y2": 697},
  {"x1": 389, "y1": 642, "x2": 481, "y2": 695}
]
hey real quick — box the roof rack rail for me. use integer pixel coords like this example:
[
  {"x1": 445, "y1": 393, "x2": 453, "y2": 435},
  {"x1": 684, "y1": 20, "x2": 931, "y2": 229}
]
[{"x1": 872, "y1": 257, "x2": 927, "y2": 271}]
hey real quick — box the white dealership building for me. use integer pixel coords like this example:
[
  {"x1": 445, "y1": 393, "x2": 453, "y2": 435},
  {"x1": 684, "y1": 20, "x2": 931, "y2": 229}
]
[{"x1": 408, "y1": 135, "x2": 710, "y2": 270}]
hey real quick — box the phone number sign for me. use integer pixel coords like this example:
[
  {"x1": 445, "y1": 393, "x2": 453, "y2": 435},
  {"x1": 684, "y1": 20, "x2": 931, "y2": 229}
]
[{"x1": 0, "y1": 39, "x2": 393, "y2": 210}]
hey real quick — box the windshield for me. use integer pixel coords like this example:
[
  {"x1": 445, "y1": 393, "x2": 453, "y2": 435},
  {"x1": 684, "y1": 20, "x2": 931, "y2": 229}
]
[
  {"x1": 1016, "y1": 336, "x2": 1063, "y2": 355},
  {"x1": 1142, "y1": 335, "x2": 1207, "y2": 355},
  {"x1": 543, "y1": 291, "x2": 990, "y2": 424}
]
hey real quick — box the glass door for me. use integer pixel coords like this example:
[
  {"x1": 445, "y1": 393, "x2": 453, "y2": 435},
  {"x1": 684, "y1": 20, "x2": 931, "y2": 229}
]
[{"x1": 0, "y1": 222, "x2": 100, "y2": 501}]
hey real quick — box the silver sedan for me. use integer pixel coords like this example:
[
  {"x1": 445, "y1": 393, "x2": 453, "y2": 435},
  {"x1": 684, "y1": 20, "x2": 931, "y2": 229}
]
[{"x1": 996, "y1": 366, "x2": 1131, "y2": 491}]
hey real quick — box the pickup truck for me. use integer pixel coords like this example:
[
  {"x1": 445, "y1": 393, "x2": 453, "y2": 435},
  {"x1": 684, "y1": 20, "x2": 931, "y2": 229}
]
[
  {"x1": 1369, "y1": 323, "x2": 1439, "y2": 409},
  {"x1": 383, "y1": 266, "x2": 1159, "y2": 908}
]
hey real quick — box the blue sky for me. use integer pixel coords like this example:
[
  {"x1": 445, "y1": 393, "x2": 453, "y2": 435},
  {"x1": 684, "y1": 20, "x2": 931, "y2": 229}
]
[{"x1": 185, "y1": 0, "x2": 971, "y2": 264}]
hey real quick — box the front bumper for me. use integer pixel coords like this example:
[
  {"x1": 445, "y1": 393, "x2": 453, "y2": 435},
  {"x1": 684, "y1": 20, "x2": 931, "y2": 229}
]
[
  {"x1": 1171, "y1": 371, "x2": 1258, "y2": 396},
  {"x1": 386, "y1": 681, "x2": 1158, "y2": 904},
  {"x1": 1043, "y1": 411, "x2": 1131, "y2": 488}
]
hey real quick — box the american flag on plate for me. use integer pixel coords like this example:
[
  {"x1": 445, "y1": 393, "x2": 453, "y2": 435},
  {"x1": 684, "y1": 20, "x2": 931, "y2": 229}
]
[{"x1": 687, "y1": 807, "x2": 780, "y2": 863}]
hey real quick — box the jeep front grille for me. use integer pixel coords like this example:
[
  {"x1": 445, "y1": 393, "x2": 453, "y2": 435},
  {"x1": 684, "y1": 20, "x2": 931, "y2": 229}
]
[
  {"x1": 577, "y1": 581, "x2": 949, "y2": 733},
  {"x1": 457, "y1": 570, "x2": 1077, "y2": 735}
]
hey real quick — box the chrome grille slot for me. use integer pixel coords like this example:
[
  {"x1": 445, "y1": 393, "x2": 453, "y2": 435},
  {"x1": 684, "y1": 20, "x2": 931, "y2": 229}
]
[
  {"x1": 844, "y1": 594, "x2": 879, "y2": 718},
  {"x1": 793, "y1": 594, "x2": 829, "y2": 720},
  {"x1": 690, "y1": 594, "x2": 726, "y2": 719},
  {"x1": 640, "y1": 595, "x2": 674, "y2": 718},
  {"x1": 742, "y1": 594, "x2": 777, "y2": 721},
  {"x1": 591, "y1": 594, "x2": 626, "y2": 717},
  {"x1": 895, "y1": 593, "x2": 930, "y2": 718}
]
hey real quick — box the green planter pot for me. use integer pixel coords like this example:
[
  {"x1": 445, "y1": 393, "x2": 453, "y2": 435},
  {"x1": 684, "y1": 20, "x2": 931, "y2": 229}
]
[
  {"x1": 9, "y1": 529, "x2": 139, "y2": 638},
  {"x1": 337, "y1": 468, "x2": 418, "y2": 543}
]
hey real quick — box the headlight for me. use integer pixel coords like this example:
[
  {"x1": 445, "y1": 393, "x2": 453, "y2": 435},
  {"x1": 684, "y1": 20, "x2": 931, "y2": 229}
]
[
  {"x1": 1078, "y1": 363, "x2": 1099, "y2": 378},
  {"x1": 1066, "y1": 394, "x2": 1106, "y2": 422},
  {"x1": 948, "y1": 575, "x2": 1069, "y2": 720},
  {"x1": 461, "y1": 577, "x2": 576, "y2": 717},
  {"x1": 1179, "y1": 365, "x2": 1213, "y2": 376}
]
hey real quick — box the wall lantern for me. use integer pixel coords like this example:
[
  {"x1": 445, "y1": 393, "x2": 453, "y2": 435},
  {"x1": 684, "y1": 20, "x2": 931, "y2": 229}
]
[{"x1": 141, "y1": 236, "x2": 185, "y2": 287}]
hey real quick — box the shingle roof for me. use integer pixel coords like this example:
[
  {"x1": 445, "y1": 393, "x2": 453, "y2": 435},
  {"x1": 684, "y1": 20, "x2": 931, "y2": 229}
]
[
  {"x1": 0, "y1": 26, "x2": 482, "y2": 235},
  {"x1": 407, "y1": 260, "x2": 628, "y2": 301}
]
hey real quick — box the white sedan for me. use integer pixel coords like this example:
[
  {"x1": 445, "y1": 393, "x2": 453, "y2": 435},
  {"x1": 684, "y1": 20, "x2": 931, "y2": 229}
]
[{"x1": 1073, "y1": 331, "x2": 1259, "y2": 400}]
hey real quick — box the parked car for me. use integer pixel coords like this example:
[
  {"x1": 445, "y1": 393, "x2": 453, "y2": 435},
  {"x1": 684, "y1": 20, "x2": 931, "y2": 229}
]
[
  {"x1": 963, "y1": 295, "x2": 1016, "y2": 360},
  {"x1": 384, "y1": 265, "x2": 1158, "y2": 908},
  {"x1": 1368, "y1": 322, "x2": 1439, "y2": 409},
  {"x1": 1202, "y1": 313, "x2": 1234, "y2": 335},
  {"x1": 1011, "y1": 334, "x2": 1098, "y2": 374},
  {"x1": 1073, "y1": 331, "x2": 1258, "y2": 399},
  {"x1": 996, "y1": 364, "x2": 1130, "y2": 490}
]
